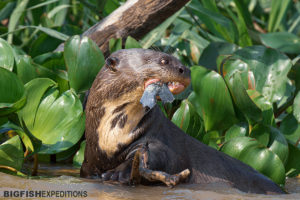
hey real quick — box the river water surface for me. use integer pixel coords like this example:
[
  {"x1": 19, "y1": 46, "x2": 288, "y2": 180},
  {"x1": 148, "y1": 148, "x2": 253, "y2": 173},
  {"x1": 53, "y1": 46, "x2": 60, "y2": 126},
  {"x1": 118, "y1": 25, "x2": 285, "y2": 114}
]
[{"x1": 1, "y1": 164, "x2": 300, "y2": 200}]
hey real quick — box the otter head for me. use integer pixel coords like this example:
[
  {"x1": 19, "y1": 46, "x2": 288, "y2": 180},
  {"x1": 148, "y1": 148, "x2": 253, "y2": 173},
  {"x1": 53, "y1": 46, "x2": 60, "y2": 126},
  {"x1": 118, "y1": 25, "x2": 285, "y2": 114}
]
[
  {"x1": 86, "y1": 48, "x2": 190, "y2": 158},
  {"x1": 105, "y1": 48, "x2": 191, "y2": 97}
]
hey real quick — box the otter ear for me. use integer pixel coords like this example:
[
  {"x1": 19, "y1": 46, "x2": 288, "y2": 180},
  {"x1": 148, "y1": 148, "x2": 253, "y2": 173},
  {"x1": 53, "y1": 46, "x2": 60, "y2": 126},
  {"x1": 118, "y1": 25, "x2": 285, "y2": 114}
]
[{"x1": 105, "y1": 57, "x2": 119, "y2": 72}]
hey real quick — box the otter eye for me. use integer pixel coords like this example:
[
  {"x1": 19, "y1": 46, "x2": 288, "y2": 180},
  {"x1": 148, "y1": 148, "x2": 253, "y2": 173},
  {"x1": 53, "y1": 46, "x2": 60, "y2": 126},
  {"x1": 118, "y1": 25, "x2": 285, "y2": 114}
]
[{"x1": 160, "y1": 58, "x2": 169, "y2": 65}]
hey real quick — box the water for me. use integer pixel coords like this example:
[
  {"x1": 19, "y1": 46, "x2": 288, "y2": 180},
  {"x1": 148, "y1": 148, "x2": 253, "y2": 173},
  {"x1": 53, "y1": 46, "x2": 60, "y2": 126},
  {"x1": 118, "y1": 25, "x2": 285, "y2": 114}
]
[{"x1": 0, "y1": 164, "x2": 300, "y2": 200}]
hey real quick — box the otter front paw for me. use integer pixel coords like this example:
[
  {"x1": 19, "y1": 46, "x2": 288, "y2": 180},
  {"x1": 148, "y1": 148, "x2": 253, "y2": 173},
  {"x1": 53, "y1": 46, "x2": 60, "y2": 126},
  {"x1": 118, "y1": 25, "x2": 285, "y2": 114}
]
[
  {"x1": 101, "y1": 159, "x2": 132, "y2": 184},
  {"x1": 101, "y1": 170, "x2": 130, "y2": 184},
  {"x1": 130, "y1": 144, "x2": 191, "y2": 187}
]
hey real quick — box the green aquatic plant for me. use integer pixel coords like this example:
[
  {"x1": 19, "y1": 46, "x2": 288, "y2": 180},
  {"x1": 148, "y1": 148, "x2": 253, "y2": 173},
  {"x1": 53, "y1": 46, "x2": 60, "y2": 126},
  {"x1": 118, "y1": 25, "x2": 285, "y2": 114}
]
[{"x1": 0, "y1": 0, "x2": 300, "y2": 190}]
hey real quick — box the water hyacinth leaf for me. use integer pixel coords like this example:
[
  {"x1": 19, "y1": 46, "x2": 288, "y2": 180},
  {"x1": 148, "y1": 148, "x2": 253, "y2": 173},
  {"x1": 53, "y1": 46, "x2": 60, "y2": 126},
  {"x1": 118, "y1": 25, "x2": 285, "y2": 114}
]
[
  {"x1": 293, "y1": 91, "x2": 300, "y2": 123},
  {"x1": 268, "y1": 127, "x2": 289, "y2": 164},
  {"x1": 109, "y1": 38, "x2": 122, "y2": 54},
  {"x1": 221, "y1": 137, "x2": 259, "y2": 159},
  {"x1": 16, "y1": 55, "x2": 37, "y2": 84},
  {"x1": 125, "y1": 36, "x2": 142, "y2": 49},
  {"x1": 202, "y1": 131, "x2": 220, "y2": 150},
  {"x1": 0, "y1": 68, "x2": 26, "y2": 117},
  {"x1": 1, "y1": 121, "x2": 42, "y2": 154},
  {"x1": 187, "y1": 91, "x2": 203, "y2": 118},
  {"x1": 191, "y1": 66, "x2": 237, "y2": 131},
  {"x1": 32, "y1": 90, "x2": 85, "y2": 154},
  {"x1": 225, "y1": 72, "x2": 262, "y2": 123},
  {"x1": 56, "y1": 142, "x2": 80, "y2": 162},
  {"x1": 29, "y1": 33, "x2": 63, "y2": 58},
  {"x1": 250, "y1": 124, "x2": 270, "y2": 147},
  {"x1": 172, "y1": 99, "x2": 203, "y2": 140},
  {"x1": 221, "y1": 136, "x2": 285, "y2": 185},
  {"x1": 0, "y1": 38, "x2": 14, "y2": 71},
  {"x1": 18, "y1": 78, "x2": 85, "y2": 154},
  {"x1": 260, "y1": 32, "x2": 300, "y2": 54},
  {"x1": 33, "y1": 51, "x2": 65, "y2": 71},
  {"x1": 73, "y1": 140, "x2": 86, "y2": 168},
  {"x1": 239, "y1": 145, "x2": 285, "y2": 185},
  {"x1": 18, "y1": 78, "x2": 57, "y2": 130},
  {"x1": 233, "y1": 46, "x2": 292, "y2": 103},
  {"x1": 218, "y1": 57, "x2": 255, "y2": 90},
  {"x1": 0, "y1": 136, "x2": 24, "y2": 171},
  {"x1": 33, "y1": 64, "x2": 69, "y2": 93},
  {"x1": 64, "y1": 36, "x2": 104, "y2": 93},
  {"x1": 285, "y1": 143, "x2": 300, "y2": 177},
  {"x1": 225, "y1": 122, "x2": 248, "y2": 142},
  {"x1": 198, "y1": 42, "x2": 238, "y2": 70},
  {"x1": 247, "y1": 90, "x2": 274, "y2": 126},
  {"x1": 279, "y1": 114, "x2": 300, "y2": 145}
]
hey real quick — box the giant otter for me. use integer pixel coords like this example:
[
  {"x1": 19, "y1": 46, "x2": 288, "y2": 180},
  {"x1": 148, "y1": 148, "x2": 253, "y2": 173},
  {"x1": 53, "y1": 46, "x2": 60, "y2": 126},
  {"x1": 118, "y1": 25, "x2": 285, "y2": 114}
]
[{"x1": 81, "y1": 48, "x2": 284, "y2": 194}]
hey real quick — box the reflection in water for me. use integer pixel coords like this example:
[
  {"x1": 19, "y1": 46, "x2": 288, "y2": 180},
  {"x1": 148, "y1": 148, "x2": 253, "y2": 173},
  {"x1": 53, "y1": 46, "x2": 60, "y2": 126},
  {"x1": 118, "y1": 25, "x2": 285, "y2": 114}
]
[{"x1": 0, "y1": 164, "x2": 300, "y2": 200}]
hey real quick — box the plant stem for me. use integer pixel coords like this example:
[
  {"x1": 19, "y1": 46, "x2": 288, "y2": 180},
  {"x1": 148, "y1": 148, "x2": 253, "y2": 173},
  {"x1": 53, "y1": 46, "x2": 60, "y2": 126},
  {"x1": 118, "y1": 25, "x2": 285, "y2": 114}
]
[{"x1": 31, "y1": 154, "x2": 38, "y2": 176}]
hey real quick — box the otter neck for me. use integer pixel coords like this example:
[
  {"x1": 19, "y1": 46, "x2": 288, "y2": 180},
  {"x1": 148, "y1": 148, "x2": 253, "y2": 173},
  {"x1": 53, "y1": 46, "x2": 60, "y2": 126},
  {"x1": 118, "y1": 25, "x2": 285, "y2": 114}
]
[{"x1": 96, "y1": 87, "x2": 147, "y2": 158}]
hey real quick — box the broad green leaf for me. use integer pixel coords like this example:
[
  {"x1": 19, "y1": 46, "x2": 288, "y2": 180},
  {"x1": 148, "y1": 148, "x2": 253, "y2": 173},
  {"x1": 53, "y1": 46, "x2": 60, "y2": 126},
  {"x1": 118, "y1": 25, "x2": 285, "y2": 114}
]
[
  {"x1": 221, "y1": 136, "x2": 286, "y2": 185},
  {"x1": 247, "y1": 90, "x2": 274, "y2": 126},
  {"x1": 187, "y1": 91, "x2": 203, "y2": 118},
  {"x1": 268, "y1": 127, "x2": 289, "y2": 164},
  {"x1": 73, "y1": 140, "x2": 86, "y2": 168},
  {"x1": 0, "y1": 68, "x2": 26, "y2": 117},
  {"x1": 56, "y1": 141, "x2": 79, "y2": 162},
  {"x1": 0, "y1": 38, "x2": 14, "y2": 71},
  {"x1": 109, "y1": 38, "x2": 122, "y2": 53},
  {"x1": 260, "y1": 32, "x2": 300, "y2": 54},
  {"x1": 125, "y1": 36, "x2": 142, "y2": 49},
  {"x1": 18, "y1": 78, "x2": 85, "y2": 154},
  {"x1": 29, "y1": 33, "x2": 63, "y2": 57},
  {"x1": 0, "y1": 2, "x2": 16, "y2": 21},
  {"x1": 18, "y1": 78, "x2": 57, "y2": 130},
  {"x1": 172, "y1": 99, "x2": 203, "y2": 140},
  {"x1": 33, "y1": 52, "x2": 65, "y2": 71},
  {"x1": 191, "y1": 66, "x2": 237, "y2": 131},
  {"x1": 234, "y1": 46, "x2": 293, "y2": 103},
  {"x1": 293, "y1": 91, "x2": 300, "y2": 123},
  {"x1": 285, "y1": 143, "x2": 300, "y2": 177},
  {"x1": 1, "y1": 121, "x2": 42, "y2": 154},
  {"x1": 16, "y1": 55, "x2": 37, "y2": 84},
  {"x1": 250, "y1": 124, "x2": 270, "y2": 146},
  {"x1": 280, "y1": 114, "x2": 300, "y2": 145},
  {"x1": 198, "y1": 42, "x2": 238, "y2": 70},
  {"x1": 225, "y1": 72, "x2": 262, "y2": 123},
  {"x1": 64, "y1": 36, "x2": 104, "y2": 93},
  {"x1": 225, "y1": 122, "x2": 248, "y2": 142},
  {"x1": 239, "y1": 145, "x2": 285, "y2": 185},
  {"x1": 221, "y1": 136, "x2": 258, "y2": 158},
  {"x1": 34, "y1": 64, "x2": 69, "y2": 93},
  {"x1": 7, "y1": 0, "x2": 30, "y2": 43},
  {"x1": 202, "y1": 131, "x2": 220, "y2": 150},
  {"x1": 0, "y1": 136, "x2": 24, "y2": 171}
]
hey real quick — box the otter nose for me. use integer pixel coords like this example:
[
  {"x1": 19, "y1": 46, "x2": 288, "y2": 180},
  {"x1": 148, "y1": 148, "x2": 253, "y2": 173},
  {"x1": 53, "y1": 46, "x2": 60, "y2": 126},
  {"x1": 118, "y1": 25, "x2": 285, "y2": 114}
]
[
  {"x1": 179, "y1": 66, "x2": 184, "y2": 74},
  {"x1": 178, "y1": 66, "x2": 190, "y2": 76}
]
